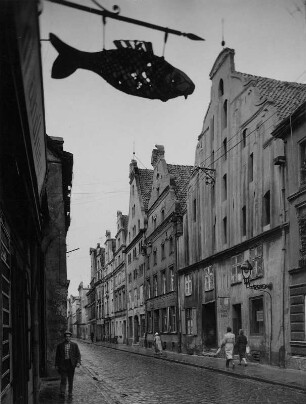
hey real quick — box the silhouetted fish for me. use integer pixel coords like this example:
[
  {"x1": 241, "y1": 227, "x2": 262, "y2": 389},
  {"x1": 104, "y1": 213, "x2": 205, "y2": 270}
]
[{"x1": 49, "y1": 33, "x2": 195, "y2": 102}]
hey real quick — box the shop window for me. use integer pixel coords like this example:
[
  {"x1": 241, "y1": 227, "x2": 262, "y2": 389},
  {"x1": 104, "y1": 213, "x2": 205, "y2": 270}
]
[
  {"x1": 169, "y1": 306, "x2": 177, "y2": 332},
  {"x1": 250, "y1": 297, "x2": 264, "y2": 335},
  {"x1": 185, "y1": 274, "x2": 192, "y2": 296},
  {"x1": 162, "y1": 308, "x2": 167, "y2": 332},
  {"x1": 154, "y1": 309, "x2": 159, "y2": 333},
  {"x1": 147, "y1": 311, "x2": 152, "y2": 333}
]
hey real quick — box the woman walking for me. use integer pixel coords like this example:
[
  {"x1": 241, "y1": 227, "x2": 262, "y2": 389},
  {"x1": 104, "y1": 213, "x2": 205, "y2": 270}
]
[
  {"x1": 153, "y1": 332, "x2": 163, "y2": 355},
  {"x1": 236, "y1": 329, "x2": 248, "y2": 366},
  {"x1": 221, "y1": 326, "x2": 236, "y2": 369}
]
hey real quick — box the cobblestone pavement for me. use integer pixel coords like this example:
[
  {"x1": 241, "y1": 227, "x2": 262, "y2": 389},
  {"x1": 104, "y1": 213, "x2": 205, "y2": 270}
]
[{"x1": 59, "y1": 340, "x2": 306, "y2": 404}]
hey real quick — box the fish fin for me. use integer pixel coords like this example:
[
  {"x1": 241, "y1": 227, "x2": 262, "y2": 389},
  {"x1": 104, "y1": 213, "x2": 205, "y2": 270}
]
[
  {"x1": 49, "y1": 33, "x2": 78, "y2": 79},
  {"x1": 113, "y1": 40, "x2": 154, "y2": 54}
]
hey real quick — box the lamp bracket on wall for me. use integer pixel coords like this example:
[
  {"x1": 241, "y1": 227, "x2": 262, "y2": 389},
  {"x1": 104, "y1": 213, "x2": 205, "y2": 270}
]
[{"x1": 194, "y1": 166, "x2": 216, "y2": 185}]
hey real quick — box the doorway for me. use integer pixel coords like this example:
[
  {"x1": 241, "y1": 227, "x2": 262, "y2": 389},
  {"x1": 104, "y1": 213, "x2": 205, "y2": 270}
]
[
  {"x1": 232, "y1": 303, "x2": 242, "y2": 337},
  {"x1": 202, "y1": 302, "x2": 217, "y2": 348},
  {"x1": 134, "y1": 315, "x2": 139, "y2": 343}
]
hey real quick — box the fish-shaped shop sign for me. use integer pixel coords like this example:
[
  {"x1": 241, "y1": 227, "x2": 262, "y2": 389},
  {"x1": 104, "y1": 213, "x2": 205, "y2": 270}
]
[{"x1": 49, "y1": 33, "x2": 195, "y2": 102}]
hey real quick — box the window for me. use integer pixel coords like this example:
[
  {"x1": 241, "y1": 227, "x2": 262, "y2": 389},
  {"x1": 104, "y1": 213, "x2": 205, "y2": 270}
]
[
  {"x1": 128, "y1": 253, "x2": 131, "y2": 264},
  {"x1": 134, "y1": 288, "x2": 138, "y2": 307},
  {"x1": 263, "y1": 190, "x2": 270, "y2": 226},
  {"x1": 147, "y1": 311, "x2": 152, "y2": 333},
  {"x1": 249, "y1": 244, "x2": 263, "y2": 279},
  {"x1": 132, "y1": 185, "x2": 135, "y2": 195},
  {"x1": 138, "y1": 219, "x2": 141, "y2": 231},
  {"x1": 128, "y1": 273, "x2": 132, "y2": 283},
  {"x1": 223, "y1": 137, "x2": 227, "y2": 160},
  {"x1": 161, "y1": 209, "x2": 165, "y2": 222},
  {"x1": 169, "y1": 306, "x2": 177, "y2": 332},
  {"x1": 169, "y1": 236, "x2": 174, "y2": 255},
  {"x1": 169, "y1": 267, "x2": 174, "y2": 291},
  {"x1": 162, "y1": 308, "x2": 167, "y2": 332},
  {"x1": 154, "y1": 309, "x2": 159, "y2": 333},
  {"x1": 300, "y1": 140, "x2": 306, "y2": 185},
  {"x1": 231, "y1": 254, "x2": 243, "y2": 284},
  {"x1": 242, "y1": 205, "x2": 246, "y2": 236},
  {"x1": 193, "y1": 199, "x2": 197, "y2": 222},
  {"x1": 204, "y1": 266, "x2": 214, "y2": 291},
  {"x1": 185, "y1": 274, "x2": 192, "y2": 296},
  {"x1": 218, "y1": 79, "x2": 224, "y2": 97},
  {"x1": 223, "y1": 216, "x2": 227, "y2": 244},
  {"x1": 133, "y1": 268, "x2": 138, "y2": 279},
  {"x1": 222, "y1": 100, "x2": 228, "y2": 129},
  {"x1": 222, "y1": 174, "x2": 227, "y2": 201},
  {"x1": 153, "y1": 248, "x2": 157, "y2": 266},
  {"x1": 153, "y1": 275, "x2": 158, "y2": 297},
  {"x1": 162, "y1": 271, "x2": 166, "y2": 294},
  {"x1": 249, "y1": 153, "x2": 253, "y2": 182},
  {"x1": 210, "y1": 116, "x2": 214, "y2": 145},
  {"x1": 139, "y1": 284, "x2": 143, "y2": 305},
  {"x1": 153, "y1": 216, "x2": 157, "y2": 230},
  {"x1": 1, "y1": 222, "x2": 11, "y2": 394},
  {"x1": 161, "y1": 242, "x2": 165, "y2": 260},
  {"x1": 242, "y1": 128, "x2": 247, "y2": 148},
  {"x1": 146, "y1": 279, "x2": 151, "y2": 299},
  {"x1": 211, "y1": 150, "x2": 215, "y2": 170},
  {"x1": 250, "y1": 297, "x2": 264, "y2": 335},
  {"x1": 186, "y1": 308, "x2": 193, "y2": 335}
]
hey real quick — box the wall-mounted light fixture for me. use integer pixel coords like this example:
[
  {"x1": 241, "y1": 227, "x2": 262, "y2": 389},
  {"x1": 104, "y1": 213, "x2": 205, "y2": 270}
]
[{"x1": 241, "y1": 260, "x2": 272, "y2": 290}]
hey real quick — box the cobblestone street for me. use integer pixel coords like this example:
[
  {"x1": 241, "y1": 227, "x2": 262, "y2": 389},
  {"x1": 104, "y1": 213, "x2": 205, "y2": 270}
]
[{"x1": 40, "y1": 339, "x2": 306, "y2": 403}]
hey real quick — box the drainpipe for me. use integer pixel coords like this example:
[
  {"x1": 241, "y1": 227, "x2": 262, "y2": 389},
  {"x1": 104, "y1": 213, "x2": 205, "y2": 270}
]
[{"x1": 174, "y1": 213, "x2": 182, "y2": 353}]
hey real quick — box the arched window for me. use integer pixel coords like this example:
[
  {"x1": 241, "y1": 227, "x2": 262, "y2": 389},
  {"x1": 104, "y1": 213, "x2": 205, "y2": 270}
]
[
  {"x1": 222, "y1": 99, "x2": 228, "y2": 129},
  {"x1": 218, "y1": 79, "x2": 224, "y2": 97}
]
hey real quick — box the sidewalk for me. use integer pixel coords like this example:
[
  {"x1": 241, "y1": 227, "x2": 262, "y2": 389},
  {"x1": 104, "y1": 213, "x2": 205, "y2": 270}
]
[{"x1": 93, "y1": 340, "x2": 306, "y2": 393}]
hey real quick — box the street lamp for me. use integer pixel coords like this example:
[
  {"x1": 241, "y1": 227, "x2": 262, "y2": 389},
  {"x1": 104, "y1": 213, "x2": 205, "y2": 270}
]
[{"x1": 241, "y1": 260, "x2": 273, "y2": 290}]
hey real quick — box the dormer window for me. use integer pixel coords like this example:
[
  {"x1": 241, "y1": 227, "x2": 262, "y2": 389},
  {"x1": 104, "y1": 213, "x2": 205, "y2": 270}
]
[{"x1": 218, "y1": 79, "x2": 224, "y2": 97}]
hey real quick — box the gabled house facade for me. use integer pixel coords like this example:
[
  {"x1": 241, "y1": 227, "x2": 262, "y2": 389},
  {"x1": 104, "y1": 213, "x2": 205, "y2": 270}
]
[
  {"x1": 113, "y1": 211, "x2": 128, "y2": 343},
  {"x1": 145, "y1": 146, "x2": 193, "y2": 351},
  {"x1": 272, "y1": 101, "x2": 306, "y2": 369},
  {"x1": 177, "y1": 48, "x2": 306, "y2": 366},
  {"x1": 126, "y1": 160, "x2": 153, "y2": 345},
  {"x1": 102, "y1": 231, "x2": 116, "y2": 341}
]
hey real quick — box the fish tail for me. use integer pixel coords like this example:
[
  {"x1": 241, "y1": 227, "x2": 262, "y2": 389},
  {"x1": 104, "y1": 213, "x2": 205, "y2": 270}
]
[{"x1": 49, "y1": 33, "x2": 79, "y2": 79}]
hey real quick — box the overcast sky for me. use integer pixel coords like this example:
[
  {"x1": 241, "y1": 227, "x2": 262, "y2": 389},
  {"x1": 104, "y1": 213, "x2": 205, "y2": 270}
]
[{"x1": 40, "y1": 0, "x2": 306, "y2": 295}]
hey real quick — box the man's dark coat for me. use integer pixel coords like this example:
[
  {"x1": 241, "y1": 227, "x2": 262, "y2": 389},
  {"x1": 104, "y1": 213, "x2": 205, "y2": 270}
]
[{"x1": 55, "y1": 341, "x2": 81, "y2": 369}]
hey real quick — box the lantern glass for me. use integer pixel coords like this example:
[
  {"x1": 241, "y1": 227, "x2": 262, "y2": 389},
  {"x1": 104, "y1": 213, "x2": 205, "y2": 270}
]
[{"x1": 241, "y1": 260, "x2": 252, "y2": 281}]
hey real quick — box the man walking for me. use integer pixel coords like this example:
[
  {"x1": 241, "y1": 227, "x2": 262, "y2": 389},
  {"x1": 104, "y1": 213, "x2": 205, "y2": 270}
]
[{"x1": 55, "y1": 330, "x2": 81, "y2": 399}]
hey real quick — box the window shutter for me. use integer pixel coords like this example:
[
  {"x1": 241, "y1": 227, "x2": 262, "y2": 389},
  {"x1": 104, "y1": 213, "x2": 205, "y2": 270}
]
[
  {"x1": 192, "y1": 308, "x2": 197, "y2": 335},
  {"x1": 181, "y1": 309, "x2": 186, "y2": 335}
]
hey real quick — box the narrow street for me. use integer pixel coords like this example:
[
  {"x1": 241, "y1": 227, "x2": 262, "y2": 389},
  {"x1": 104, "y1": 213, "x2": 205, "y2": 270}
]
[{"x1": 40, "y1": 339, "x2": 306, "y2": 404}]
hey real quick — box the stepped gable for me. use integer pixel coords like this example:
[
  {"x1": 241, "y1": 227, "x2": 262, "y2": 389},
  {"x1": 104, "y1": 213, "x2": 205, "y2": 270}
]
[
  {"x1": 138, "y1": 168, "x2": 153, "y2": 211},
  {"x1": 236, "y1": 71, "x2": 306, "y2": 122},
  {"x1": 167, "y1": 164, "x2": 194, "y2": 213}
]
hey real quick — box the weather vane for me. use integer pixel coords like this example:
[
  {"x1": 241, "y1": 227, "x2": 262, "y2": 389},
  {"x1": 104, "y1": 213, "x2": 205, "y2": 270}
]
[{"x1": 45, "y1": 0, "x2": 204, "y2": 102}]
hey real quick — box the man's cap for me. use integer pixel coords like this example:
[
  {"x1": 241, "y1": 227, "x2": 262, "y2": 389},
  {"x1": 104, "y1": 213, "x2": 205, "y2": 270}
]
[{"x1": 64, "y1": 330, "x2": 72, "y2": 336}]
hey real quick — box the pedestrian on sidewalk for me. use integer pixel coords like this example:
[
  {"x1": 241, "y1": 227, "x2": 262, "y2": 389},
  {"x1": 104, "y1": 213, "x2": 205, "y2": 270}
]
[
  {"x1": 55, "y1": 330, "x2": 81, "y2": 399},
  {"x1": 90, "y1": 331, "x2": 94, "y2": 343},
  {"x1": 236, "y1": 329, "x2": 248, "y2": 366},
  {"x1": 220, "y1": 326, "x2": 236, "y2": 369},
  {"x1": 153, "y1": 332, "x2": 163, "y2": 355}
]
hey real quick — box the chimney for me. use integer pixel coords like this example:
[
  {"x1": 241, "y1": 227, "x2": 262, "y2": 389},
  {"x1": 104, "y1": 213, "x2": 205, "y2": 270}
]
[{"x1": 151, "y1": 145, "x2": 165, "y2": 167}]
